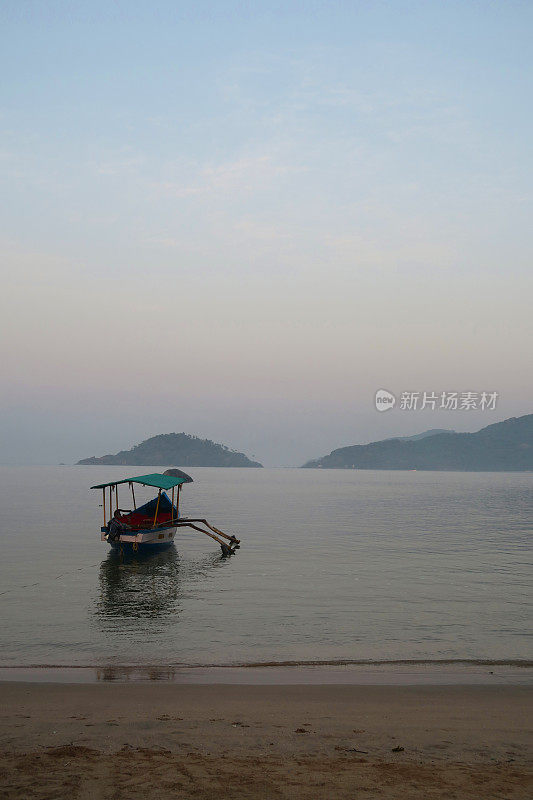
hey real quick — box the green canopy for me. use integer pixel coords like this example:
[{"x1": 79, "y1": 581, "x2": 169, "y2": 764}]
[{"x1": 91, "y1": 472, "x2": 192, "y2": 490}]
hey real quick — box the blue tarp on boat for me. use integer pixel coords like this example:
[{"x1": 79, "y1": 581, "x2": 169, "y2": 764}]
[{"x1": 134, "y1": 491, "x2": 175, "y2": 517}]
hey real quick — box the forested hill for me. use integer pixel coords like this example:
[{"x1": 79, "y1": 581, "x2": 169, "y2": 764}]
[
  {"x1": 302, "y1": 414, "x2": 533, "y2": 471},
  {"x1": 77, "y1": 433, "x2": 263, "y2": 468}
]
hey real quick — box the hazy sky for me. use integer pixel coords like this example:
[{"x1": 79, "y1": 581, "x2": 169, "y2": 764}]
[{"x1": 1, "y1": 1, "x2": 532, "y2": 466}]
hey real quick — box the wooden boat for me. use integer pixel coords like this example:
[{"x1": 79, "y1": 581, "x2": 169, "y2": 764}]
[{"x1": 92, "y1": 471, "x2": 240, "y2": 556}]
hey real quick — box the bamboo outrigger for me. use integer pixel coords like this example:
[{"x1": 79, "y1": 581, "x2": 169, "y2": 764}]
[{"x1": 91, "y1": 470, "x2": 240, "y2": 556}]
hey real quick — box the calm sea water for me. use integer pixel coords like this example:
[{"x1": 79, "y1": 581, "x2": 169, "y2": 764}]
[{"x1": 0, "y1": 466, "x2": 531, "y2": 667}]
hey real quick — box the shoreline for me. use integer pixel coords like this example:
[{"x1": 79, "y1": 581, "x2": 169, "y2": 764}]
[
  {"x1": 1, "y1": 659, "x2": 532, "y2": 685},
  {"x1": 2, "y1": 657, "x2": 531, "y2": 667}
]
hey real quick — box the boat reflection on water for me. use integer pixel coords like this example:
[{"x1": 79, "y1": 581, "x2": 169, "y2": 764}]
[
  {"x1": 94, "y1": 545, "x2": 224, "y2": 622},
  {"x1": 95, "y1": 665, "x2": 182, "y2": 681}
]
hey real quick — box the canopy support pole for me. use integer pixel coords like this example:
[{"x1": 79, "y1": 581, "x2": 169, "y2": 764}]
[
  {"x1": 130, "y1": 482, "x2": 136, "y2": 510},
  {"x1": 153, "y1": 488, "x2": 162, "y2": 528},
  {"x1": 102, "y1": 489, "x2": 106, "y2": 527}
]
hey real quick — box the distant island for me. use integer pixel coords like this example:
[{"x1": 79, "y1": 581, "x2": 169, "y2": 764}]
[
  {"x1": 302, "y1": 414, "x2": 533, "y2": 471},
  {"x1": 77, "y1": 433, "x2": 263, "y2": 468}
]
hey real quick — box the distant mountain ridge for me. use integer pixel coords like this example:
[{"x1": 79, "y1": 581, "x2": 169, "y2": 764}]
[
  {"x1": 302, "y1": 414, "x2": 533, "y2": 471},
  {"x1": 78, "y1": 433, "x2": 263, "y2": 468},
  {"x1": 392, "y1": 428, "x2": 455, "y2": 442}
]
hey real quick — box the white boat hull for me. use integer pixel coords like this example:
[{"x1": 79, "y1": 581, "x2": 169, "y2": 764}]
[{"x1": 102, "y1": 526, "x2": 177, "y2": 550}]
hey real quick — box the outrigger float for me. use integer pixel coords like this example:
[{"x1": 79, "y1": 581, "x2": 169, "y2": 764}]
[{"x1": 92, "y1": 470, "x2": 240, "y2": 556}]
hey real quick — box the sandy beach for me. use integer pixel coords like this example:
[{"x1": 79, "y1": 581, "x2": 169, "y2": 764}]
[{"x1": 0, "y1": 681, "x2": 531, "y2": 799}]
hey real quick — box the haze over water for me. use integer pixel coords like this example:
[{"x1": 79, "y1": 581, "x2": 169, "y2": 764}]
[{"x1": 1, "y1": 466, "x2": 531, "y2": 667}]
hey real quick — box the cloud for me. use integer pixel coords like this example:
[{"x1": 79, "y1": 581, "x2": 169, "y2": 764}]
[
  {"x1": 153, "y1": 153, "x2": 300, "y2": 200},
  {"x1": 95, "y1": 155, "x2": 145, "y2": 176}
]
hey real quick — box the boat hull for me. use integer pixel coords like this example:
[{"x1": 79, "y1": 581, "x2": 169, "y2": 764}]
[{"x1": 104, "y1": 526, "x2": 177, "y2": 552}]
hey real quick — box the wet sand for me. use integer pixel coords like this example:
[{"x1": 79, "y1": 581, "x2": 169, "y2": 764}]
[{"x1": 0, "y1": 682, "x2": 531, "y2": 798}]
